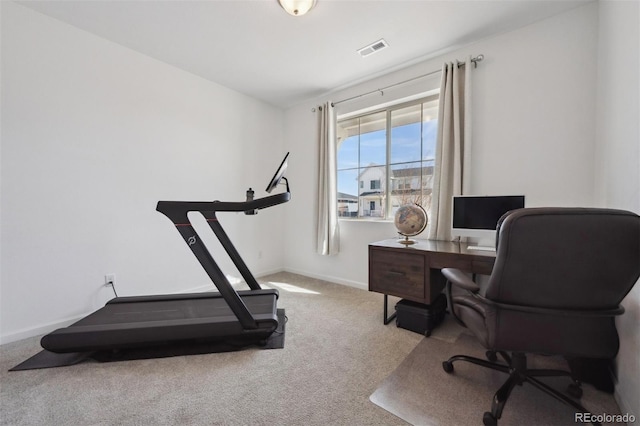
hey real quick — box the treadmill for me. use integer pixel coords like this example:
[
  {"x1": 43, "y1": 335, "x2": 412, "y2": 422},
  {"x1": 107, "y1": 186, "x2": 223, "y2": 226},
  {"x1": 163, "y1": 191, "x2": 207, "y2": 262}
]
[{"x1": 40, "y1": 153, "x2": 291, "y2": 355}]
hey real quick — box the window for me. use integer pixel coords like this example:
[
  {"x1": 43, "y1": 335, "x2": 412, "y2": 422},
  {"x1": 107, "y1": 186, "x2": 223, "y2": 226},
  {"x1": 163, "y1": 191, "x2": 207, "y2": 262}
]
[{"x1": 336, "y1": 95, "x2": 439, "y2": 220}]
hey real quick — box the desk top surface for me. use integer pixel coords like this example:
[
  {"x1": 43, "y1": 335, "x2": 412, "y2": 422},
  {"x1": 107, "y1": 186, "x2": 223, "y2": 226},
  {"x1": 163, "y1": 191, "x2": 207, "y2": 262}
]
[{"x1": 370, "y1": 239, "x2": 497, "y2": 258}]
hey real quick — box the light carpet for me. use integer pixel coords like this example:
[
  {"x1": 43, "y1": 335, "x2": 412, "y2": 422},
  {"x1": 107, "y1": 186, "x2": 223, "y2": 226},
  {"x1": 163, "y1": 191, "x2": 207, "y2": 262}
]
[
  {"x1": 370, "y1": 326, "x2": 624, "y2": 425},
  {"x1": 1, "y1": 272, "x2": 625, "y2": 425},
  {"x1": 1, "y1": 272, "x2": 421, "y2": 426}
]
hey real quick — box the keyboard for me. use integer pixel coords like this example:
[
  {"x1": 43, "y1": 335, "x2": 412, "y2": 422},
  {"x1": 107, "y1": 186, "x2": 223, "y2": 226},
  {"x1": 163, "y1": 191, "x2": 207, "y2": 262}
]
[{"x1": 467, "y1": 245, "x2": 496, "y2": 252}]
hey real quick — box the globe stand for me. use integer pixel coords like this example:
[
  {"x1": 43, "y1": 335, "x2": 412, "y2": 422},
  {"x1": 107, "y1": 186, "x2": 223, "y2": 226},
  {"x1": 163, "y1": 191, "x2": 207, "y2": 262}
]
[{"x1": 398, "y1": 235, "x2": 417, "y2": 245}]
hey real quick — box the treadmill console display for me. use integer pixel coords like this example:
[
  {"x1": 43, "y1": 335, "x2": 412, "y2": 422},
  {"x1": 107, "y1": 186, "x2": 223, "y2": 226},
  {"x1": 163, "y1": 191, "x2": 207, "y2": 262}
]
[{"x1": 265, "y1": 152, "x2": 289, "y2": 193}]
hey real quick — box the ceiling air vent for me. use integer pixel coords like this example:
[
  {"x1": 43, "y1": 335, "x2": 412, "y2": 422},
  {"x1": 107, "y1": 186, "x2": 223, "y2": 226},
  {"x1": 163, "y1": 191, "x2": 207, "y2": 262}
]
[{"x1": 357, "y1": 39, "x2": 389, "y2": 58}]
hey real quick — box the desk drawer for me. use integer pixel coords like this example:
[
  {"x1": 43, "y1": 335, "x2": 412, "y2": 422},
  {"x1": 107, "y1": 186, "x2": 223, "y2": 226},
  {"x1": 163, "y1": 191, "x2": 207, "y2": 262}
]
[
  {"x1": 369, "y1": 250, "x2": 425, "y2": 300},
  {"x1": 429, "y1": 253, "x2": 472, "y2": 271}
]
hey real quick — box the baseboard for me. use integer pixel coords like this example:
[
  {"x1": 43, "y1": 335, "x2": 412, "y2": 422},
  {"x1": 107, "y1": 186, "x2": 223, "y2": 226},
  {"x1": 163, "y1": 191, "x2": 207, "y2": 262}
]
[
  {"x1": 1, "y1": 267, "x2": 360, "y2": 346},
  {"x1": 0, "y1": 314, "x2": 83, "y2": 345},
  {"x1": 282, "y1": 266, "x2": 368, "y2": 291},
  {"x1": 184, "y1": 268, "x2": 286, "y2": 292},
  {"x1": 256, "y1": 267, "x2": 287, "y2": 279},
  {"x1": 0, "y1": 269, "x2": 288, "y2": 346}
]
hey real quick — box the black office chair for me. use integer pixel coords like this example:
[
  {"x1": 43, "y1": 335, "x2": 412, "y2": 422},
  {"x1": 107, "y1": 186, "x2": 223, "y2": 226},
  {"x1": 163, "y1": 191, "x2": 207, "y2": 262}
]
[{"x1": 441, "y1": 207, "x2": 640, "y2": 425}]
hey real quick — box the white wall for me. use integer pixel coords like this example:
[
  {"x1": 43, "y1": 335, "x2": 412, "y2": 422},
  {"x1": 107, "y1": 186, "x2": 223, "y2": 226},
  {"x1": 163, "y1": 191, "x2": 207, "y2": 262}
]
[
  {"x1": 595, "y1": 0, "x2": 640, "y2": 419},
  {"x1": 0, "y1": 1, "x2": 285, "y2": 343},
  {"x1": 283, "y1": 3, "x2": 599, "y2": 288}
]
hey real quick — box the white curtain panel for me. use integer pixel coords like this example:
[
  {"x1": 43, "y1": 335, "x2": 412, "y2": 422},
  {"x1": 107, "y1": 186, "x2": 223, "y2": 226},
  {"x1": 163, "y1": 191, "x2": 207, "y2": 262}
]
[
  {"x1": 428, "y1": 57, "x2": 472, "y2": 241},
  {"x1": 316, "y1": 102, "x2": 340, "y2": 255}
]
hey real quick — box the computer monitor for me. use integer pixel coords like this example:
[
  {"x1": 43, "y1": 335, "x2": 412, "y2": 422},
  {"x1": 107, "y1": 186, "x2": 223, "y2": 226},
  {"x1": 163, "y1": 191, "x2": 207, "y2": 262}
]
[{"x1": 451, "y1": 195, "x2": 525, "y2": 250}]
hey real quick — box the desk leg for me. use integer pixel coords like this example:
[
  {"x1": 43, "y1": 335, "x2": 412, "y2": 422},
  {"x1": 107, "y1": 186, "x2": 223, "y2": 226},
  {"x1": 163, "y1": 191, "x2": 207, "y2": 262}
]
[{"x1": 383, "y1": 294, "x2": 397, "y2": 325}]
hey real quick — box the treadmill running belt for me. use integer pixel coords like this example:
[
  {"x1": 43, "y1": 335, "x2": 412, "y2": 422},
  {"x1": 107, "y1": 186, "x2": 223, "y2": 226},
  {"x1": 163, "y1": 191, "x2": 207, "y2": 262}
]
[{"x1": 40, "y1": 292, "x2": 279, "y2": 353}]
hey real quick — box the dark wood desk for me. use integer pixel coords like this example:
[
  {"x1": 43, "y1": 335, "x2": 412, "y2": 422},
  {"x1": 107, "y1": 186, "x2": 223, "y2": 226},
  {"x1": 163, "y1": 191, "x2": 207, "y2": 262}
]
[{"x1": 368, "y1": 239, "x2": 496, "y2": 324}]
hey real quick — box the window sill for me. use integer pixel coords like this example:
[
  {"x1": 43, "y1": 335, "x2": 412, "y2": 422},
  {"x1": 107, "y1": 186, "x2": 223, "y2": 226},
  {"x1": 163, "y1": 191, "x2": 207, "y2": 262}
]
[{"x1": 338, "y1": 218, "x2": 394, "y2": 224}]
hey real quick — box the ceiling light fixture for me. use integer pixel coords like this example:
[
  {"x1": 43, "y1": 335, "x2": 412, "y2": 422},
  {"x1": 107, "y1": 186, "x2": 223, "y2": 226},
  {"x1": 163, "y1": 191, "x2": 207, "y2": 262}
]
[{"x1": 278, "y1": 0, "x2": 317, "y2": 16}]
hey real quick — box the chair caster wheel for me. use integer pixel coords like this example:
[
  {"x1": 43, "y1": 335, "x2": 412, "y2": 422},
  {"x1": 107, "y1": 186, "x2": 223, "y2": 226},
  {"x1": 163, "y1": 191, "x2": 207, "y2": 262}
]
[
  {"x1": 442, "y1": 361, "x2": 454, "y2": 373},
  {"x1": 483, "y1": 412, "x2": 498, "y2": 426},
  {"x1": 567, "y1": 383, "x2": 583, "y2": 399},
  {"x1": 485, "y1": 351, "x2": 498, "y2": 362}
]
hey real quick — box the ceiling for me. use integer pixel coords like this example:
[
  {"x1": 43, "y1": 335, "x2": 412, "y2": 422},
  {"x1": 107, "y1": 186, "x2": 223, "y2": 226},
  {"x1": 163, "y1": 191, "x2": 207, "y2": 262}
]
[{"x1": 18, "y1": 0, "x2": 591, "y2": 109}]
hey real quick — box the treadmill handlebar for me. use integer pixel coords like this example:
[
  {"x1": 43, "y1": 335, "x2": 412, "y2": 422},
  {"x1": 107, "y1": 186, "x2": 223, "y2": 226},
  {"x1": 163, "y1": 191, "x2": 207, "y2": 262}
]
[{"x1": 156, "y1": 191, "x2": 290, "y2": 223}]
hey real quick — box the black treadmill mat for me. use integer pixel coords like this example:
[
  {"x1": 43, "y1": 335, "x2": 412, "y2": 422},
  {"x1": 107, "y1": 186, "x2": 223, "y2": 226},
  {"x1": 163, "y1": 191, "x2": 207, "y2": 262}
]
[
  {"x1": 10, "y1": 309, "x2": 286, "y2": 371},
  {"x1": 9, "y1": 350, "x2": 95, "y2": 371}
]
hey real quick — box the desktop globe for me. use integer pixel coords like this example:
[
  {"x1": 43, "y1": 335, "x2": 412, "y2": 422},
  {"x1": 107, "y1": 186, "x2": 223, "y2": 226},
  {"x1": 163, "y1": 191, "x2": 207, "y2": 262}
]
[{"x1": 394, "y1": 203, "x2": 428, "y2": 245}]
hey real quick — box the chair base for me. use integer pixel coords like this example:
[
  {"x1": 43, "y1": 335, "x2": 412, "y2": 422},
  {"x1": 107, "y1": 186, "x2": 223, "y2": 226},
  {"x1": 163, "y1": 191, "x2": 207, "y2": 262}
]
[{"x1": 442, "y1": 352, "x2": 601, "y2": 426}]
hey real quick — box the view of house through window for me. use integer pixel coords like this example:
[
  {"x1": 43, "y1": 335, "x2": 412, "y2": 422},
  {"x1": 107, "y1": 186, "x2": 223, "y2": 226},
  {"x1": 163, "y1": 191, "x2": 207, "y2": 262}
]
[{"x1": 336, "y1": 95, "x2": 439, "y2": 220}]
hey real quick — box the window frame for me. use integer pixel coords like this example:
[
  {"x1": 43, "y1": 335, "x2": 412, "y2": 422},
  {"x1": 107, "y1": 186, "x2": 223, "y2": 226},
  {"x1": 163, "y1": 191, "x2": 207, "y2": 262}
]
[{"x1": 336, "y1": 94, "x2": 439, "y2": 221}]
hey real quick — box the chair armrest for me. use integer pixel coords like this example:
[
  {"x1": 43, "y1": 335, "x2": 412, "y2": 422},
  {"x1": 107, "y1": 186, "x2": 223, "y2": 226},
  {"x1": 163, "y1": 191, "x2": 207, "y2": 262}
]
[
  {"x1": 469, "y1": 293, "x2": 626, "y2": 318},
  {"x1": 442, "y1": 268, "x2": 480, "y2": 293}
]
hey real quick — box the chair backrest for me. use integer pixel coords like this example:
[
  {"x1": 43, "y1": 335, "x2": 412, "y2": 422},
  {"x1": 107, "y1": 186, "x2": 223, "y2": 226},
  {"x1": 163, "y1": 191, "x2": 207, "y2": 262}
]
[{"x1": 486, "y1": 208, "x2": 640, "y2": 310}]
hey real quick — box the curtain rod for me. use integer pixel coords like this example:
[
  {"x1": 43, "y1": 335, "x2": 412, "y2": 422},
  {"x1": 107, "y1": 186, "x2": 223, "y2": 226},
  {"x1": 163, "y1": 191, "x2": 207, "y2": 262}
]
[{"x1": 328, "y1": 54, "x2": 484, "y2": 108}]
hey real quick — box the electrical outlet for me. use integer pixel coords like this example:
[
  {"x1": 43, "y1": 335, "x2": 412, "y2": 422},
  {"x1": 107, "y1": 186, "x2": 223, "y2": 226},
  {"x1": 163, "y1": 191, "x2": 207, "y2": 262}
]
[{"x1": 104, "y1": 273, "x2": 116, "y2": 286}]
